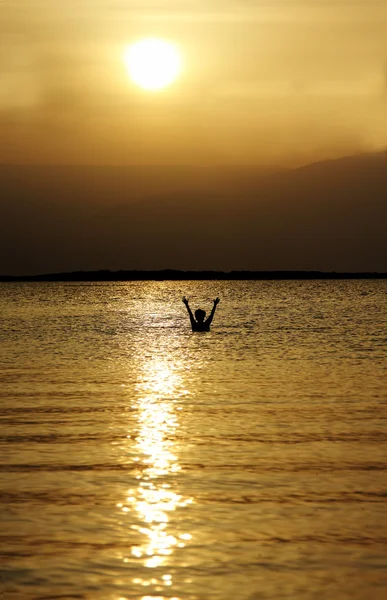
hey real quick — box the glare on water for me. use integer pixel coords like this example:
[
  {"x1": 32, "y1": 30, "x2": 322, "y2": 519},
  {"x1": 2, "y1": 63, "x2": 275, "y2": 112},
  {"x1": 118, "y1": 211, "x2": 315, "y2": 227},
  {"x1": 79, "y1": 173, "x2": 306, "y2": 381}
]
[
  {"x1": 117, "y1": 356, "x2": 193, "y2": 586},
  {"x1": 0, "y1": 280, "x2": 386, "y2": 600}
]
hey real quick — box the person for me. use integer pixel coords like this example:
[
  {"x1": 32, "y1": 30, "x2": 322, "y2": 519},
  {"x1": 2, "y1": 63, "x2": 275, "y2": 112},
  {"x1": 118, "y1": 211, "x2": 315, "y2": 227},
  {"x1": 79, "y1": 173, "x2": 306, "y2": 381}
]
[{"x1": 182, "y1": 296, "x2": 220, "y2": 332}]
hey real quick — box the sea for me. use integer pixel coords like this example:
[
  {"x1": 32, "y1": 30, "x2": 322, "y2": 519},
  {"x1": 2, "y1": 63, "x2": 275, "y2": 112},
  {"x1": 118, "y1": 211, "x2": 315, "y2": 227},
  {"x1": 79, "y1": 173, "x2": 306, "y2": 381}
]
[{"x1": 0, "y1": 280, "x2": 386, "y2": 600}]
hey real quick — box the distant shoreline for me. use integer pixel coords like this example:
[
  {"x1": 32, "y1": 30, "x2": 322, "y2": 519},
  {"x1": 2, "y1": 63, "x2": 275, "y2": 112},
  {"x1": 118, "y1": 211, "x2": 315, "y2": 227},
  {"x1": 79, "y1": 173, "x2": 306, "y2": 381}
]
[{"x1": 1, "y1": 270, "x2": 386, "y2": 282}]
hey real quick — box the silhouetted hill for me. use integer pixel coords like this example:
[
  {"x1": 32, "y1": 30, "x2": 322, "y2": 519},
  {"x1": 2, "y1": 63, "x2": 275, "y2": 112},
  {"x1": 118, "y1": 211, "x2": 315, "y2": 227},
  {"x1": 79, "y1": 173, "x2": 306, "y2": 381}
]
[{"x1": 1, "y1": 153, "x2": 386, "y2": 275}]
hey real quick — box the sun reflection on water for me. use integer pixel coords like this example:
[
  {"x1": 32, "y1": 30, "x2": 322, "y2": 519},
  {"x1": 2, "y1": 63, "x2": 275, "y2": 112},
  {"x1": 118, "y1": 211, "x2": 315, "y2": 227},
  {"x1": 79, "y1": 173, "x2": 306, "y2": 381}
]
[{"x1": 117, "y1": 356, "x2": 193, "y2": 594}]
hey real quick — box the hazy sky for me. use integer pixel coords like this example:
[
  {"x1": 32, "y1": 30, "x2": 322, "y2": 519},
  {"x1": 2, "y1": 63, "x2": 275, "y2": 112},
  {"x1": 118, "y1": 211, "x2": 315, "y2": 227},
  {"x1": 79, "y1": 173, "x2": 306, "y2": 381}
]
[{"x1": 1, "y1": 0, "x2": 386, "y2": 166}]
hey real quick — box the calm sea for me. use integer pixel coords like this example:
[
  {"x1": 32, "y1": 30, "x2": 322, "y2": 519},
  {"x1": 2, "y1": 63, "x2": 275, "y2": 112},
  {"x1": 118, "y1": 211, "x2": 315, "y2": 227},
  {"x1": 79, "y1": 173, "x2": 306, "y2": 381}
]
[{"x1": 0, "y1": 281, "x2": 386, "y2": 600}]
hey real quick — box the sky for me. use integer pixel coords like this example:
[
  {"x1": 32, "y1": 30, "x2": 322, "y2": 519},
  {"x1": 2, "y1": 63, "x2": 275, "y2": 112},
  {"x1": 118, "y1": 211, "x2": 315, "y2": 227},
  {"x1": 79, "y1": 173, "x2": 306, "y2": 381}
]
[
  {"x1": 1, "y1": 1, "x2": 387, "y2": 274},
  {"x1": 1, "y1": 0, "x2": 387, "y2": 167}
]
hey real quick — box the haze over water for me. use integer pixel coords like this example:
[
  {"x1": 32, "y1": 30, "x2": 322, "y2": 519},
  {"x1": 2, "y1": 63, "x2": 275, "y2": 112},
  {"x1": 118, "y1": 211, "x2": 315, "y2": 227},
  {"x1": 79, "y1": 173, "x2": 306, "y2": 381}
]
[{"x1": 0, "y1": 280, "x2": 386, "y2": 600}]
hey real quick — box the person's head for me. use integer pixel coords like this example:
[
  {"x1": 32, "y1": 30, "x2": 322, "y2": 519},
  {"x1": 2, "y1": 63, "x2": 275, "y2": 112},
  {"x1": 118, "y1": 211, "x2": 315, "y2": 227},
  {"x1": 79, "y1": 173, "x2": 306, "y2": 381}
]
[{"x1": 195, "y1": 308, "x2": 206, "y2": 322}]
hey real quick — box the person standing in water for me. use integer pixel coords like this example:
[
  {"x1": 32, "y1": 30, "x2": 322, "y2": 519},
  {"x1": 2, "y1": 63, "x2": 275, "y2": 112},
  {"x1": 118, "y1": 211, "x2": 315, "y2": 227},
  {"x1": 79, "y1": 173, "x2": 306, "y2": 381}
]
[{"x1": 182, "y1": 297, "x2": 220, "y2": 332}]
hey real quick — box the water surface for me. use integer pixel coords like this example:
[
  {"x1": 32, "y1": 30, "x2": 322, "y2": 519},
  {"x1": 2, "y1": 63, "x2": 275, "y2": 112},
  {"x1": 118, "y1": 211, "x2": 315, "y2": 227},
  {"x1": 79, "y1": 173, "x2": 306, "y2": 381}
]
[{"x1": 0, "y1": 281, "x2": 386, "y2": 600}]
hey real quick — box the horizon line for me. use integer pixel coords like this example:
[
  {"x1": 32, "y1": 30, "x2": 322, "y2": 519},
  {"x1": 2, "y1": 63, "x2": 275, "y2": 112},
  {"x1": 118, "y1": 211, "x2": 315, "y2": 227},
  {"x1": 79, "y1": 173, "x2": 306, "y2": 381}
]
[{"x1": 1, "y1": 269, "x2": 386, "y2": 282}]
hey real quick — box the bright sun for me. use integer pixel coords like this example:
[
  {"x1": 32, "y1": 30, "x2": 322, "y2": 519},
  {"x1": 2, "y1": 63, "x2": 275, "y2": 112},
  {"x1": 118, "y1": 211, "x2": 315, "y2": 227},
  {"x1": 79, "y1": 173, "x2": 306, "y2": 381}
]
[{"x1": 124, "y1": 38, "x2": 182, "y2": 91}]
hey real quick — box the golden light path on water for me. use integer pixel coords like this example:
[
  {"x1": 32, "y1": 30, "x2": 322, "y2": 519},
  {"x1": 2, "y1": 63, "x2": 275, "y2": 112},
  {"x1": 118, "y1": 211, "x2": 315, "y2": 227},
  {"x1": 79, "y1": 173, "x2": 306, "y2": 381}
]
[{"x1": 116, "y1": 348, "x2": 193, "y2": 599}]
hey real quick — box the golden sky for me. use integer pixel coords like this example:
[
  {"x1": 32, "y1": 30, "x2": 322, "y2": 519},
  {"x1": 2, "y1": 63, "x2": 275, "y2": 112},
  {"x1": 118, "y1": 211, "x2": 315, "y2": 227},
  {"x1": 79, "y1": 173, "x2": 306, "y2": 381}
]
[{"x1": 1, "y1": 0, "x2": 386, "y2": 166}]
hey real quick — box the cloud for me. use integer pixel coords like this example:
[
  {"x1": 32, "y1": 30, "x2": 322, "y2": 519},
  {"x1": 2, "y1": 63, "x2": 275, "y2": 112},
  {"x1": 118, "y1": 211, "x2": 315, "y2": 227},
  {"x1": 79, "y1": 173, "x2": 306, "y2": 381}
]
[{"x1": 1, "y1": 0, "x2": 386, "y2": 165}]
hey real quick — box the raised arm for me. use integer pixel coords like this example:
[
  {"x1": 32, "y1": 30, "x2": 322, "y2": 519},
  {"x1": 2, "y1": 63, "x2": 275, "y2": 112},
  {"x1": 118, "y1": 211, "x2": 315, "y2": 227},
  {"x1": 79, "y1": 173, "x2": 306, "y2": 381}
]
[
  {"x1": 205, "y1": 297, "x2": 220, "y2": 326},
  {"x1": 182, "y1": 297, "x2": 196, "y2": 327}
]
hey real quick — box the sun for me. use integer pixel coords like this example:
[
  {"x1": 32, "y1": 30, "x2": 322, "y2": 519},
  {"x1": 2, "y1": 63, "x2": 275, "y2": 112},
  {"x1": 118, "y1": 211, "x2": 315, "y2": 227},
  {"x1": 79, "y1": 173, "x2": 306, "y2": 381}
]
[{"x1": 124, "y1": 38, "x2": 182, "y2": 91}]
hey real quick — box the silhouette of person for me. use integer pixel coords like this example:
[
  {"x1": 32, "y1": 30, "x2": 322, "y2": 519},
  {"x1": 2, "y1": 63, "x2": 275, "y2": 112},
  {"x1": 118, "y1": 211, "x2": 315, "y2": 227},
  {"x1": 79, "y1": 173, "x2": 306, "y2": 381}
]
[{"x1": 183, "y1": 297, "x2": 220, "y2": 332}]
